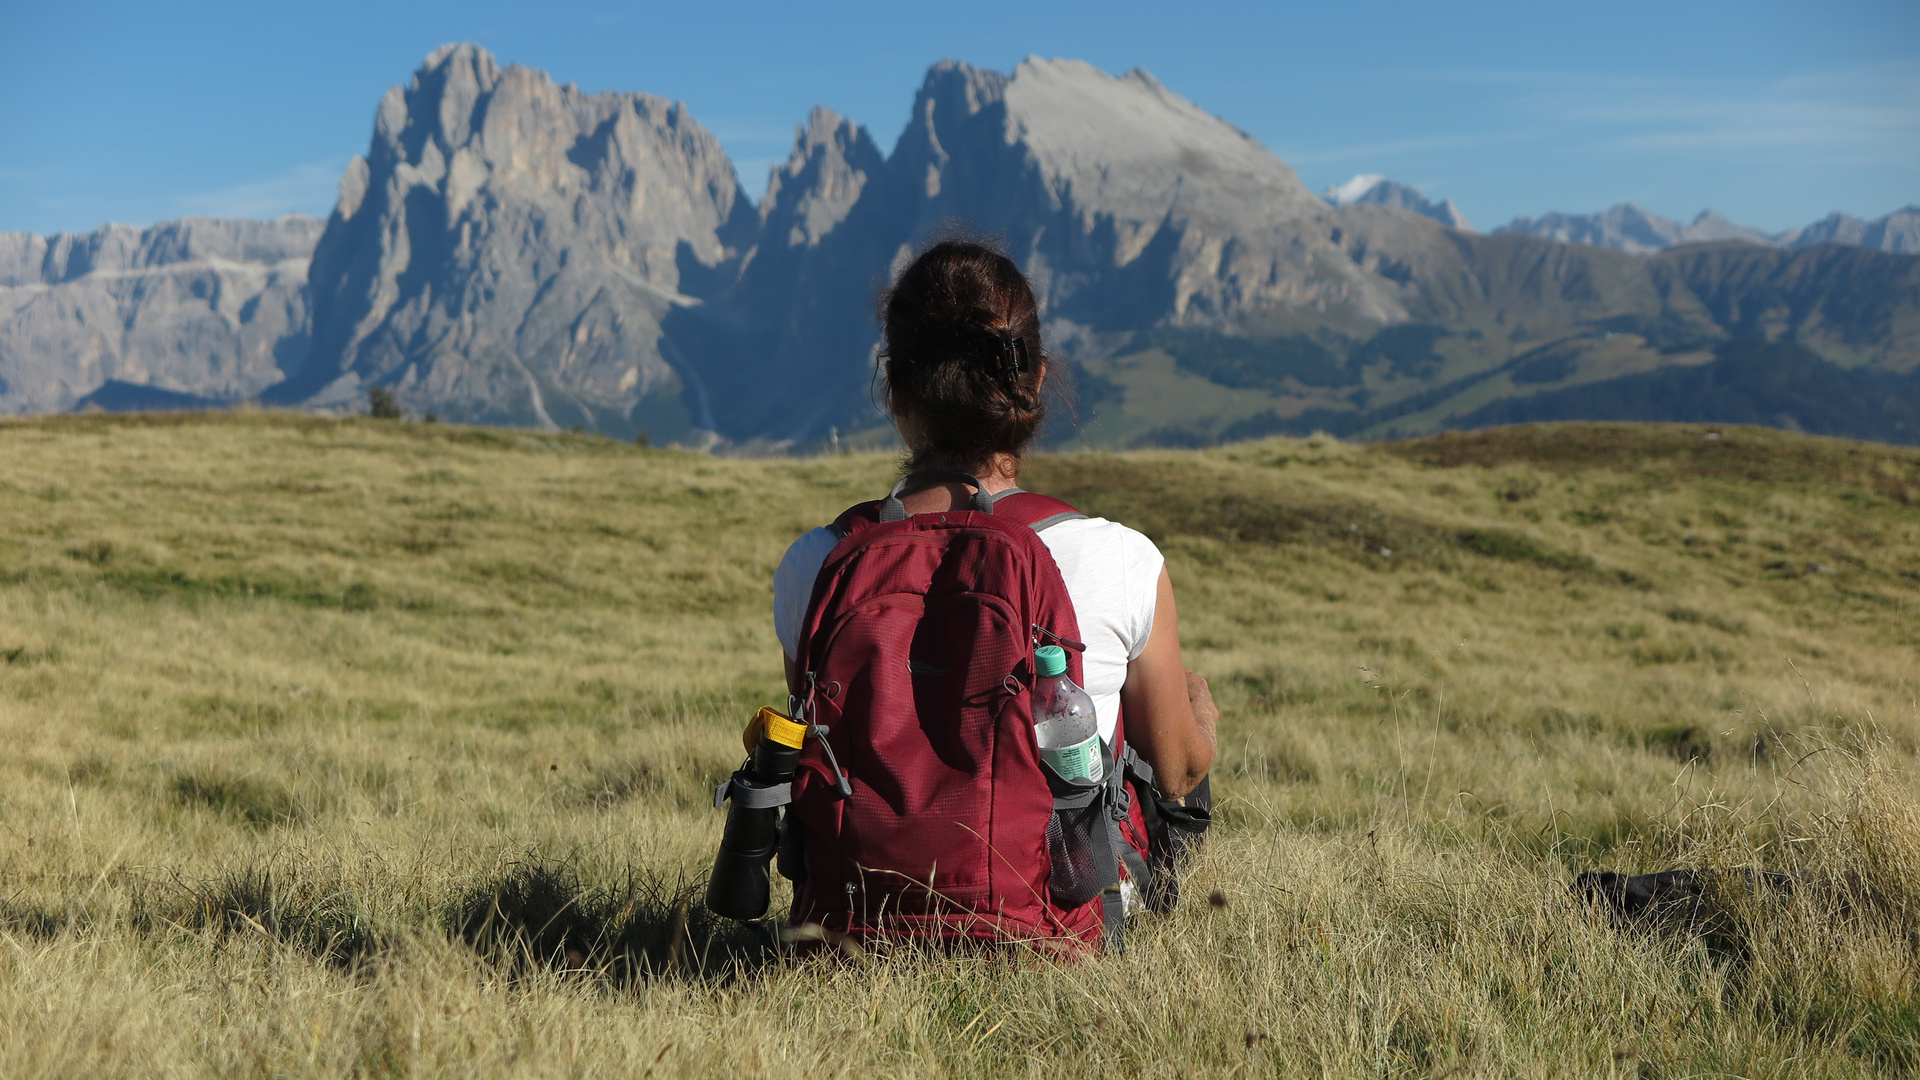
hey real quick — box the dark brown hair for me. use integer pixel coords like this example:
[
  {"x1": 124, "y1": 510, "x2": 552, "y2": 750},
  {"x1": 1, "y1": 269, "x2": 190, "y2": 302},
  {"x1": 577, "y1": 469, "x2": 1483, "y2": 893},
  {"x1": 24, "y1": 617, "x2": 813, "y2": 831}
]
[{"x1": 879, "y1": 238, "x2": 1052, "y2": 474}]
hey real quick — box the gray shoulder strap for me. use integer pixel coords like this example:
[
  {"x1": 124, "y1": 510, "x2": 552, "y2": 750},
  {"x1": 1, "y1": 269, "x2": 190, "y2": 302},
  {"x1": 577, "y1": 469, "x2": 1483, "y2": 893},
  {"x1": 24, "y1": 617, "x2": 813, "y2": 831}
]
[
  {"x1": 878, "y1": 470, "x2": 995, "y2": 522},
  {"x1": 1029, "y1": 510, "x2": 1088, "y2": 533}
]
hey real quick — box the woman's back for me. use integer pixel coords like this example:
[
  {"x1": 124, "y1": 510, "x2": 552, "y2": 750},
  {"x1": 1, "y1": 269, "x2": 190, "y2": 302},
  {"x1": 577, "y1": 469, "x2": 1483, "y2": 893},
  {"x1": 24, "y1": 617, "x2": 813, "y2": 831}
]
[{"x1": 775, "y1": 504, "x2": 1162, "y2": 743}]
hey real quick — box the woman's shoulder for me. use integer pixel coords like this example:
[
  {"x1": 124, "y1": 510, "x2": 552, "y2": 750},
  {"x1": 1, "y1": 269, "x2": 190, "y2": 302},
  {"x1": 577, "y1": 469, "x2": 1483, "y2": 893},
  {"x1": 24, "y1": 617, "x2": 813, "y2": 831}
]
[
  {"x1": 1037, "y1": 512, "x2": 1159, "y2": 551},
  {"x1": 778, "y1": 526, "x2": 840, "y2": 572},
  {"x1": 1033, "y1": 512, "x2": 1163, "y2": 575}
]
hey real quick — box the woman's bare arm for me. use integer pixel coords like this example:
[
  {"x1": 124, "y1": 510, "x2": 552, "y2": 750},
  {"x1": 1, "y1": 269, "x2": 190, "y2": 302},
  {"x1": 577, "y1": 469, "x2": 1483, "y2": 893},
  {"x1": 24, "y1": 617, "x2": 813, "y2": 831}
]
[{"x1": 1119, "y1": 566, "x2": 1217, "y2": 798}]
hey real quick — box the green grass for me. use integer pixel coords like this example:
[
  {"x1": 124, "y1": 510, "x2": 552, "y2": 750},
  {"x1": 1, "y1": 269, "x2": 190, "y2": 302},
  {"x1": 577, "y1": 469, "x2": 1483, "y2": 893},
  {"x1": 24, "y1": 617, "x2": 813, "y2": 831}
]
[{"x1": 0, "y1": 411, "x2": 1916, "y2": 1077}]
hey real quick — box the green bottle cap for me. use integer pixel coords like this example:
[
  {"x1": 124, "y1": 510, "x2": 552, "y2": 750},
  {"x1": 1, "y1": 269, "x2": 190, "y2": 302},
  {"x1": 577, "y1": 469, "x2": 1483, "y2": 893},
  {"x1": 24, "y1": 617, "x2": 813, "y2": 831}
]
[{"x1": 1035, "y1": 644, "x2": 1068, "y2": 677}]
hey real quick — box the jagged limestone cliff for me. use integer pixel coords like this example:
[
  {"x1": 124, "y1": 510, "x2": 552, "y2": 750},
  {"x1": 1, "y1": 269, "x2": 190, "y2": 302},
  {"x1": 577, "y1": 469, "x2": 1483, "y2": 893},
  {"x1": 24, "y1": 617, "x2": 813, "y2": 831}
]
[
  {"x1": 280, "y1": 43, "x2": 755, "y2": 436},
  {"x1": 0, "y1": 216, "x2": 319, "y2": 414},
  {"x1": 681, "y1": 57, "x2": 1413, "y2": 442}
]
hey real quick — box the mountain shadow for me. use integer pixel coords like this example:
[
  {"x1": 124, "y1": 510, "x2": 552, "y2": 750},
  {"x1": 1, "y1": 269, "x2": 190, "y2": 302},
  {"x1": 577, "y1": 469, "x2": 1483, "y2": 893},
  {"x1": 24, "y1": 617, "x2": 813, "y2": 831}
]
[{"x1": 1448, "y1": 342, "x2": 1920, "y2": 447}]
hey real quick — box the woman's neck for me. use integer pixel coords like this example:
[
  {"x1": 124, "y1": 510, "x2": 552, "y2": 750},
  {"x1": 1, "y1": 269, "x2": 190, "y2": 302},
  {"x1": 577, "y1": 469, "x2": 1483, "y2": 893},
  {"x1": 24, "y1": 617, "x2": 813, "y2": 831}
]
[
  {"x1": 975, "y1": 453, "x2": 1020, "y2": 493},
  {"x1": 897, "y1": 453, "x2": 1021, "y2": 514}
]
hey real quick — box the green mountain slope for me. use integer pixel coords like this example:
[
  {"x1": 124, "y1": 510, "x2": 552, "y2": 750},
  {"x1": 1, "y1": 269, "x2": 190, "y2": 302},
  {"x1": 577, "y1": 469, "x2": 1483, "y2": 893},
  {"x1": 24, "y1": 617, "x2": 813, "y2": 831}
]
[{"x1": 1069, "y1": 214, "x2": 1920, "y2": 449}]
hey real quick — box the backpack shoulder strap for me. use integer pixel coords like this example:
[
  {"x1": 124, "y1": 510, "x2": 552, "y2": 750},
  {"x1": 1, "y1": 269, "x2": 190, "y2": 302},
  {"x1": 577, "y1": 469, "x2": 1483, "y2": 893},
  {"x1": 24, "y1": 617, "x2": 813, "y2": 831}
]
[
  {"x1": 989, "y1": 489, "x2": 1088, "y2": 534},
  {"x1": 845, "y1": 478, "x2": 1083, "y2": 534},
  {"x1": 878, "y1": 470, "x2": 996, "y2": 521},
  {"x1": 826, "y1": 500, "x2": 884, "y2": 541},
  {"x1": 818, "y1": 486, "x2": 1083, "y2": 558}
]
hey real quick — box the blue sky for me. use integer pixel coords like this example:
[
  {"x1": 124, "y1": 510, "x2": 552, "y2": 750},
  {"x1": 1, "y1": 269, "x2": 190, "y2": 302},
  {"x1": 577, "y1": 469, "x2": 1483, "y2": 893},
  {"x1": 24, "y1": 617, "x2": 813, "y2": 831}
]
[{"x1": 2, "y1": 0, "x2": 1914, "y2": 236}]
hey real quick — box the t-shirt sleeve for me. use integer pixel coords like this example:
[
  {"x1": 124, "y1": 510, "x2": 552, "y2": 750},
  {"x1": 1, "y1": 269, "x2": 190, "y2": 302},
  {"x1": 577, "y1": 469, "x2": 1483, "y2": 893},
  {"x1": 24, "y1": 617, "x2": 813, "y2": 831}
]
[
  {"x1": 772, "y1": 527, "x2": 839, "y2": 660},
  {"x1": 1119, "y1": 524, "x2": 1165, "y2": 661}
]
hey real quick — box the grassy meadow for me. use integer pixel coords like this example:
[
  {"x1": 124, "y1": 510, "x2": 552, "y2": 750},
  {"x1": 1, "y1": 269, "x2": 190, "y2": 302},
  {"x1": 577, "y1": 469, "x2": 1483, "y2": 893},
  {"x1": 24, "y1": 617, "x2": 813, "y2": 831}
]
[{"x1": 1, "y1": 411, "x2": 1917, "y2": 1077}]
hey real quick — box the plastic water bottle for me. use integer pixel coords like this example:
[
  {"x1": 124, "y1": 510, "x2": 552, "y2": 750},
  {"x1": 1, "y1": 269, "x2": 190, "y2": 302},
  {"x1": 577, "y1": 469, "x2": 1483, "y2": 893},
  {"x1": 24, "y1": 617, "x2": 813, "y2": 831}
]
[{"x1": 1033, "y1": 645, "x2": 1103, "y2": 785}]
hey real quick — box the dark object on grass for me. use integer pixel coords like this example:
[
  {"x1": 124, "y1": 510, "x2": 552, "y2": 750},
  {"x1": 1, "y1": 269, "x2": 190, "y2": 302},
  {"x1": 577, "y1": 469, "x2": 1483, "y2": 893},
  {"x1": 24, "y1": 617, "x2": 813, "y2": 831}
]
[
  {"x1": 1573, "y1": 868, "x2": 1799, "y2": 923},
  {"x1": 367, "y1": 386, "x2": 402, "y2": 419},
  {"x1": 707, "y1": 708, "x2": 805, "y2": 921}
]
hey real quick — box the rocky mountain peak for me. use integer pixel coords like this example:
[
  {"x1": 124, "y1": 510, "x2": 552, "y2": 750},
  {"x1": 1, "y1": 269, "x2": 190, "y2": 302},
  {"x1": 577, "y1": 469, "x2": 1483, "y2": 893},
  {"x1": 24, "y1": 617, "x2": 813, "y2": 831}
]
[
  {"x1": 285, "y1": 43, "x2": 755, "y2": 429},
  {"x1": 1782, "y1": 206, "x2": 1920, "y2": 254},
  {"x1": 1323, "y1": 175, "x2": 1473, "y2": 231},
  {"x1": 1500, "y1": 202, "x2": 1920, "y2": 256},
  {"x1": 1495, "y1": 203, "x2": 1687, "y2": 255},
  {"x1": 401, "y1": 42, "x2": 504, "y2": 152},
  {"x1": 1677, "y1": 210, "x2": 1773, "y2": 246},
  {"x1": 998, "y1": 56, "x2": 1321, "y2": 228},
  {"x1": 920, "y1": 59, "x2": 1012, "y2": 126},
  {"x1": 760, "y1": 108, "x2": 884, "y2": 249},
  {"x1": 676, "y1": 54, "x2": 1409, "y2": 446}
]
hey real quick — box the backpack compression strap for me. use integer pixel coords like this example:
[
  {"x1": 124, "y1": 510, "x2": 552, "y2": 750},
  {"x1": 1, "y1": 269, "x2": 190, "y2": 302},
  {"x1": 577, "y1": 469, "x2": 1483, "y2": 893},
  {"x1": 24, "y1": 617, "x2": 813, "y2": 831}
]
[{"x1": 1050, "y1": 733, "x2": 1134, "y2": 951}]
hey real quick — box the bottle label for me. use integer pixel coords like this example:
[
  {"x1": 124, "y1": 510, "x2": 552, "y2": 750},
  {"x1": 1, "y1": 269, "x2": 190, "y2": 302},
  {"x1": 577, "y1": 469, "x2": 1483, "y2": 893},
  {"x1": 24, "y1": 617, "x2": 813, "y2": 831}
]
[{"x1": 1040, "y1": 733, "x2": 1104, "y2": 785}]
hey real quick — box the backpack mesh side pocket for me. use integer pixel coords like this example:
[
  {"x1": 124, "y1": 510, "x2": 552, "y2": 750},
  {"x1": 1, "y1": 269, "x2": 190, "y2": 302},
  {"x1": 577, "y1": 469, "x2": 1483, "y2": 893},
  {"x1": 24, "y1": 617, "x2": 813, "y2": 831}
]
[{"x1": 1046, "y1": 800, "x2": 1105, "y2": 908}]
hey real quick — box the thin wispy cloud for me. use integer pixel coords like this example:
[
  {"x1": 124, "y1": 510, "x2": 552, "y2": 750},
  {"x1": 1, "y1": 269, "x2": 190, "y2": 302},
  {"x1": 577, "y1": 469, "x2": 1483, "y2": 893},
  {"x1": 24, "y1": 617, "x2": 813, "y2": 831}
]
[
  {"x1": 178, "y1": 159, "x2": 346, "y2": 219},
  {"x1": 1402, "y1": 62, "x2": 1920, "y2": 165},
  {"x1": 1279, "y1": 132, "x2": 1525, "y2": 166}
]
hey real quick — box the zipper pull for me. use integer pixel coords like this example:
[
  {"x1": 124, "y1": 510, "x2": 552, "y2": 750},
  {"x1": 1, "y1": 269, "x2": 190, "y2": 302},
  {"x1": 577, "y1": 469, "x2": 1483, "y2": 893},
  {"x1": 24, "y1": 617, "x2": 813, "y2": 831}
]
[{"x1": 1031, "y1": 624, "x2": 1087, "y2": 653}]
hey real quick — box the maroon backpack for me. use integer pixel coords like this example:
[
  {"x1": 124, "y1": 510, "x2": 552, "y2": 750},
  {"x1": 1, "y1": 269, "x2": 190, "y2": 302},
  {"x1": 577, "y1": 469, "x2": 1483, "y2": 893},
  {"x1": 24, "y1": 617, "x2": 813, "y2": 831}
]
[{"x1": 780, "y1": 471, "x2": 1158, "y2": 951}]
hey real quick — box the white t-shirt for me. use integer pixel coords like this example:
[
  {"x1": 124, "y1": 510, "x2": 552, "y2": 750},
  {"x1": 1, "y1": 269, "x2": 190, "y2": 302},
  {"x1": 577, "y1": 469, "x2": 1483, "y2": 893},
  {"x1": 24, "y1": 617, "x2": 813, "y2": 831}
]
[{"x1": 772, "y1": 513, "x2": 1163, "y2": 743}]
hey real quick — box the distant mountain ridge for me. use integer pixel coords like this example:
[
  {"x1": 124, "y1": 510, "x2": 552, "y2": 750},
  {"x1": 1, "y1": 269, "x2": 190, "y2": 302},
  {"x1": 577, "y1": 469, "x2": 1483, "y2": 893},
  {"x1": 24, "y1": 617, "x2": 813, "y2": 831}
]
[
  {"x1": 1, "y1": 45, "x2": 1916, "y2": 449},
  {"x1": 1324, "y1": 175, "x2": 1472, "y2": 230},
  {"x1": 1497, "y1": 202, "x2": 1920, "y2": 256},
  {"x1": 0, "y1": 216, "x2": 319, "y2": 415}
]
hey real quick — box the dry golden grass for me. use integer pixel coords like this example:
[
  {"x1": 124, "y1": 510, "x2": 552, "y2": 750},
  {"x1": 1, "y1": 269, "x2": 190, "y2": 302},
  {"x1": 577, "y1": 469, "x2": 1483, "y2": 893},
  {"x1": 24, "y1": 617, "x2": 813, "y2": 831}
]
[{"x1": 0, "y1": 412, "x2": 1916, "y2": 1077}]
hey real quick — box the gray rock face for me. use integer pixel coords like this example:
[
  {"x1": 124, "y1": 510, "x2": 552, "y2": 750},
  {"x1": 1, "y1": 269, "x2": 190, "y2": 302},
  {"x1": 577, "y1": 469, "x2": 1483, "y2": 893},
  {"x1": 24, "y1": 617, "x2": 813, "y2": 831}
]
[
  {"x1": 281, "y1": 43, "x2": 755, "y2": 434},
  {"x1": 688, "y1": 57, "x2": 1410, "y2": 440},
  {"x1": 684, "y1": 108, "x2": 886, "y2": 442},
  {"x1": 0, "y1": 216, "x2": 320, "y2": 413},
  {"x1": 1324, "y1": 175, "x2": 1472, "y2": 230},
  {"x1": 759, "y1": 108, "x2": 884, "y2": 252},
  {"x1": 893, "y1": 58, "x2": 1383, "y2": 329}
]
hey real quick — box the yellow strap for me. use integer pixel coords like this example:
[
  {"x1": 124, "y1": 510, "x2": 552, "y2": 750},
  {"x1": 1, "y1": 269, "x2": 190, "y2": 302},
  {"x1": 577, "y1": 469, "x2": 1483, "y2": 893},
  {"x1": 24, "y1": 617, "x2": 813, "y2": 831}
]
[{"x1": 745, "y1": 705, "x2": 808, "y2": 752}]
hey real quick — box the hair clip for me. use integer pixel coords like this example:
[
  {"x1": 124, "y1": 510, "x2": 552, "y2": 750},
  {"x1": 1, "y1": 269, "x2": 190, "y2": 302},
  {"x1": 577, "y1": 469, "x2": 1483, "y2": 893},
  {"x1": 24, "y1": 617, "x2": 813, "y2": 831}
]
[{"x1": 1000, "y1": 335, "x2": 1028, "y2": 385}]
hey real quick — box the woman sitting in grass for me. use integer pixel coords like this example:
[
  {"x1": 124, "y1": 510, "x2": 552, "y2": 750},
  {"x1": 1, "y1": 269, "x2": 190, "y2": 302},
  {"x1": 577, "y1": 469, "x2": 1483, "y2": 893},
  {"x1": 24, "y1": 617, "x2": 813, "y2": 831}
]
[{"x1": 764, "y1": 237, "x2": 1217, "y2": 948}]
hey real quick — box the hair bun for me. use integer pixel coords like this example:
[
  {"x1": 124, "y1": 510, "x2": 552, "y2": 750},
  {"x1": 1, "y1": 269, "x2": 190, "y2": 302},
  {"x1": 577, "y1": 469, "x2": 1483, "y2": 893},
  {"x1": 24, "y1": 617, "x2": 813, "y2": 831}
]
[{"x1": 879, "y1": 240, "x2": 1052, "y2": 473}]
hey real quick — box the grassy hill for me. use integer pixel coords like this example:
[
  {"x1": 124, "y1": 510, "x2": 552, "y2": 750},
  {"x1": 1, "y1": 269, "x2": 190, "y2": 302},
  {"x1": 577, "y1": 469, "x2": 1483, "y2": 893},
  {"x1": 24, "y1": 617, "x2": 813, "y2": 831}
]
[{"x1": 0, "y1": 412, "x2": 1916, "y2": 1076}]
